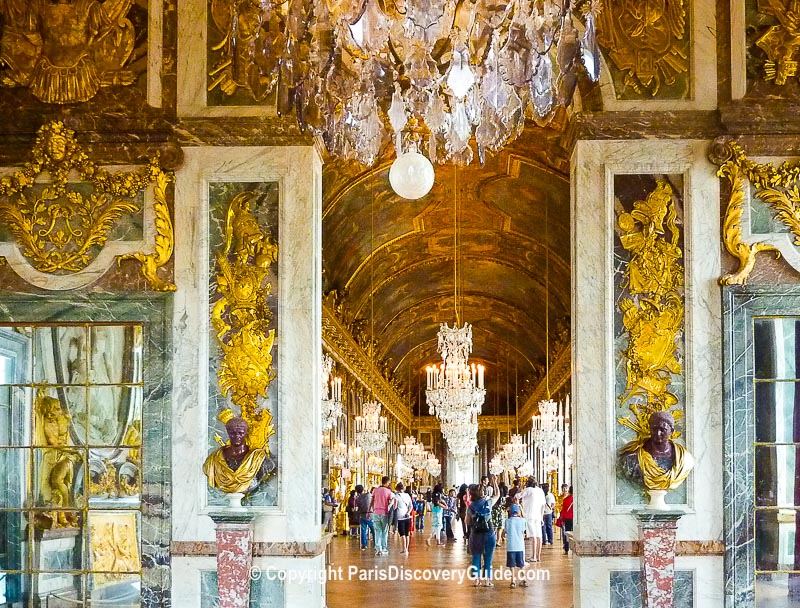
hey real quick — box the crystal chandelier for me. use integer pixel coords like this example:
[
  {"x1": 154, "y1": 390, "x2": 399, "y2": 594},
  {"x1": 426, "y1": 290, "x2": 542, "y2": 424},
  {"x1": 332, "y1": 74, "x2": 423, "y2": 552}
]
[
  {"x1": 321, "y1": 432, "x2": 331, "y2": 459},
  {"x1": 355, "y1": 400, "x2": 388, "y2": 454},
  {"x1": 426, "y1": 323, "x2": 485, "y2": 421},
  {"x1": 532, "y1": 397, "x2": 564, "y2": 456},
  {"x1": 321, "y1": 353, "x2": 343, "y2": 432},
  {"x1": 330, "y1": 440, "x2": 347, "y2": 468},
  {"x1": 426, "y1": 454, "x2": 441, "y2": 478},
  {"x1": 220, "y1": 0, "x2": 601, "y2": 175},
  {"x1": 395, "y1": 455, "x2": 414, "y2": 480},
  {"x1": 348, "y1": 445, "x2": 363, "y2": 469},
  {"x1": 399, "y1": 436, "x2": 428, "y2": 470},
  {"x1": 367, "y1": 454, "x2": 385, "y2": 475}
]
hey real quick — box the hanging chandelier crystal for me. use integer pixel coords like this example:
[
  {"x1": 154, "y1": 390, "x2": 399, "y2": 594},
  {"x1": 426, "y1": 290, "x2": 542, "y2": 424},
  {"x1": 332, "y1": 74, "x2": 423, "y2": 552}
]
[
  {"x1": 503, "y1": 434, "x2": 528, "y2": 469},
  {"x1": 426, "y1": 323, "x2": 485, "y2": 422},
  {"x1": 426, "y1": 454, "x2": 441, "y2": 478},
  {"x1": 219, "y1": 0, "x2": 601, "y2": 170},
  {"x1": 399, "y1": 436, "x2": 428, "y2": 470},
  {"x1": 330, "y1": 440, "x2": 348, "y2": 468},
  {"x1": 355, "y1": 400, "x2": 388, "y2": 454},
  {"x1": 395, "y1": 455, "x2": 414, "y2": 480},
  {"x1": 348, "y1": 445, "x2": 363, "y2": 469},
  {"x1": 532, "y1": 397, "x2": 564, "y2": 457},
  {"x1": 321, "y1": 432, "x2": 332, "y2": 459},
  {"x1": 321, "y1": 353, "x2": 343, "y2": 432},
  {"x1": 367, "y1": 454, "x2": 385, "y2": 475}
]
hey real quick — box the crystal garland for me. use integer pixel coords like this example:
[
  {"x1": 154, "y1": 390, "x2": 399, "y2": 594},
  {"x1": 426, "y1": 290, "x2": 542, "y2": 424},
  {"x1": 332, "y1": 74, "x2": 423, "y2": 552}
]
[
  {"x1": 219, "y1": 0, "x2": 602, "y2": 167},
  {"x1": 355, "y1": 400, "x2": 388, "y2": 454},
  {"x1": 320, "y1": 354, "x2": 343, "y2": 432}
]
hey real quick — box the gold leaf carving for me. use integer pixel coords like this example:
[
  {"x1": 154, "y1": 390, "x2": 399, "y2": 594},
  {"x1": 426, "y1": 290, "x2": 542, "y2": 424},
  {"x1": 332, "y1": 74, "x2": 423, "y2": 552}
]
[
  {"x1": 715, "y1": 141, "x2": 800, "y2": 284},
  {"x1": 597, "y1": 0, "x2": 688, "y2": 96},
  {"x1": 0, "y1": 121, "x2": 175, "y2": 289},
  {"x1": 754, "y1": 1, "x2": 800, "y2": 85},
  {"x1": 616, "y1": 181, "x2": 684, "y2": 440},
  {"x1": 211, "y1": 192, "x2": 279, "y2": 453},
  {"x1": 0, "y1": 0, "x2": 136, "y2": 103},
  {"x1": 718, "y1": 162, "x2": 781, "y2": 285}
]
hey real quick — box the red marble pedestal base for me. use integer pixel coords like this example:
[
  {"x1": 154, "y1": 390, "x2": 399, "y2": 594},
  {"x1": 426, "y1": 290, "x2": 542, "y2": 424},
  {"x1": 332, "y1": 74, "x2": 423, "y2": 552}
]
[
  {"x1": 635, "y1": 510, "x2": 684, "y2": 608},
  {"x1": 208, "y1": 511, "x2": 256, "y2": 608}
]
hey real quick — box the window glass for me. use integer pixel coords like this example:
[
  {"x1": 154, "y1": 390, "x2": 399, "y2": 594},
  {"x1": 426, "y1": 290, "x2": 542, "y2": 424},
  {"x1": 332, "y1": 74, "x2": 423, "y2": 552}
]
[{"x1": 0, "y1": 324, "x2": 143, "y2": 606}]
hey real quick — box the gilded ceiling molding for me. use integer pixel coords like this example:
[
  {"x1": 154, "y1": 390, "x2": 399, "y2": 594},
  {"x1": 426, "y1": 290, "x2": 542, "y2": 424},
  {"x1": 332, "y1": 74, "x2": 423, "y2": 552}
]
[
  {"x1": 615, "y1": 181, "x2": 684, "y2": 442},
  {"x1": 322, "y1": 300, "x2": 411, "y2": 429},
  {"x1": 413, "y1": 415, "x2": 513, "y2": 432},
  {"x1": 0, "y1": 0, "x2": 136, "y2": 103},
  {"x1": 211, "y1": 191, "x2": 279, "y2": 456},
  {"x1": 710, "y1": 138, "x2": 800, "y2": 285},
  {"x1": 596, "y1": 0, "x2": 689, "y2": 97},
  {"x1": 0, "y1": 121, "x2": 176, "y2": 291},
  {"x1": 753, "y1": 1, "x2": 800, "y2": 86}
]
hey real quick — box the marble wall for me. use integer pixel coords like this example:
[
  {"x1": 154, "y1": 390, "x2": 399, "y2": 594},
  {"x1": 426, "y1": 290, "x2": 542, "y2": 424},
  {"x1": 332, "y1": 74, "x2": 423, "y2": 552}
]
[
  {"x1": 171, "y1": 145, "x2": 324, "y2": 607},
  {"x1": 571, "y1": 140, "x2": 723, "y2": 607}
]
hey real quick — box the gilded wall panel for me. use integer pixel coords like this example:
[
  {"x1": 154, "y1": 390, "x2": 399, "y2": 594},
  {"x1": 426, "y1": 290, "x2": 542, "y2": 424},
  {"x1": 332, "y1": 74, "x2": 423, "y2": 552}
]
[
  {"x1": 597, "y1": 0, "x2": 691, "y2": 100},
  {"x1": 613, "y1": 174, "x2": 687, "y2": 506},
  {"x1": 206, "y1": 181, "x2": 279, "y2": 507},
  {"x1": 745, "y1": 0, "x2": 800, "y2": 98}
]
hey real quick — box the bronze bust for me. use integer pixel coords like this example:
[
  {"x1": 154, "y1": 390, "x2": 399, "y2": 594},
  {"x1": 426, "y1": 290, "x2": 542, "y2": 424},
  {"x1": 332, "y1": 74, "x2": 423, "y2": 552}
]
[
  {"x1": 203, "y1": 417, "x2": 275, "y2": 494},
  {"x1": 619, "y1": 411, "x2": 693, "y2": 491}
]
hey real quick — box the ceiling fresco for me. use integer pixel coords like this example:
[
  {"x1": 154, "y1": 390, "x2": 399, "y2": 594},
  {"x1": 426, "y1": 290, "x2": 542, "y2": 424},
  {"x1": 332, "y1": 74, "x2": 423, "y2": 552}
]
[{"x1": 322, "y1": 124, "x2": 571, "y2": 417}]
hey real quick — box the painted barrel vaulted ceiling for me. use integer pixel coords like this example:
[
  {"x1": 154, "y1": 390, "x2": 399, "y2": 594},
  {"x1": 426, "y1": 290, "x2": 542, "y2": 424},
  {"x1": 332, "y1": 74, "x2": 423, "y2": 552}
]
[{"x1": 322, "y1": 121, "x2": 571, "y2": 418}]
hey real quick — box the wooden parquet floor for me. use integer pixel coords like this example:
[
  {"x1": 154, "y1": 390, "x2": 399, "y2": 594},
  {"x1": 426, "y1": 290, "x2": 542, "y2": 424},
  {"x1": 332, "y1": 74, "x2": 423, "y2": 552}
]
[{"x1": 326, "y1": 525, "x2": 574, "y2": 607}]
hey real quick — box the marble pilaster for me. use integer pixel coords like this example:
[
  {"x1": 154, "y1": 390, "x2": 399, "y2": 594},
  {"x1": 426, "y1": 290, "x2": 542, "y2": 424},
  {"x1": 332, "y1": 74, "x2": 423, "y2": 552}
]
[
  {"x1": 636, "y1": 511, "x2": 684, "y2": 608},
  {"x1": 208, "y1": 512, "x2": 257, "y2": 608}
]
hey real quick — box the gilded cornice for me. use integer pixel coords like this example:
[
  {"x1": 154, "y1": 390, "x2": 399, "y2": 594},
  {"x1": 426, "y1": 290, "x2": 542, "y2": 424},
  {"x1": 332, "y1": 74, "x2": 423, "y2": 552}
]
[
  {"x1": 517, "y1": 344, "x2": 571, "y2": 425},
  {"x1": 412, "y1": 415, "x2": 515, "y2": 432},
  {"x1": 322, "y1": 301, "x2": 411, "y2": 428}
]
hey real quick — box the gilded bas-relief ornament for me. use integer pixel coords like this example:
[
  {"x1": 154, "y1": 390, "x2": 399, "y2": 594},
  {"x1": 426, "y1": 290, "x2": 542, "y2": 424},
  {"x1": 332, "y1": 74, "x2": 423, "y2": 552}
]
[
  {"x1": 89, "y1": 512, "x2": 140, "y2": 585},
  {"x1": 753, "y1": 0, "x2": 800, "y2": 85},
  {"x1": 206, "y1": 192, "x2": 278, "y2": 494},
  {"x1": 715, "y1": 141, "x2": 800, "y2": 285},
  {"x1": 597, "y1": 0, "x2": 689, "y2": 97},
  {"x1": 0, "y1": 121, "x2": 176, "y2": 290},
  {"x1": 615, "y1": 180, "x2": 692, "y2": 494},
  {"x1": 0, "y1": 0, "x2": 136, "y2": 103}
]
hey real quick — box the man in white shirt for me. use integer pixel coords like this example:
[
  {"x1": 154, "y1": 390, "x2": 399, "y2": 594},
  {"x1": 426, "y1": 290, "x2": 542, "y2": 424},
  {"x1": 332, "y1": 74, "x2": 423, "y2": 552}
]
[
  {"x1": 516, "y1": 478, "x2": 545, "y2": 562},
  {"x1": 481, "y1": 475, "x2": 494, "y2": 498}
]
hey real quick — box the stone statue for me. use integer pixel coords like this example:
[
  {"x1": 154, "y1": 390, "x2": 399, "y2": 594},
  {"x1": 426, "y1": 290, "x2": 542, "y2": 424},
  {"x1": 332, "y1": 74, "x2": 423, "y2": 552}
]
[
  {"x1": 203, "y1": 416, "x2": 275, "y2": 494},
  {"x1": 619, "y1": 410, "x2": 693, "y2": 491}
]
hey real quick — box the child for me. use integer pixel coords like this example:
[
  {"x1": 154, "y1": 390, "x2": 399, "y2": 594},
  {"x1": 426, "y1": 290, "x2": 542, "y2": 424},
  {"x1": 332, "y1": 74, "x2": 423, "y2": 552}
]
[{"x1": 504, "y1": 504, "x2": 528, "y2": 588}]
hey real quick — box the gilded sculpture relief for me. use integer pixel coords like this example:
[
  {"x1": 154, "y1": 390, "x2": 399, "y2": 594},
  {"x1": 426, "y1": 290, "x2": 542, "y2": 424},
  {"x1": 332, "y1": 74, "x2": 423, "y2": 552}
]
[
  {"x1": 597, "y1": 0, "x2": 690, "y2": 98},
  {"x1": 0, "y1": 121, "x2": 175, "y2": 290},
  {"x1": 713, "y1": 140, "x2": 800, "y2": 284},
  {"x1": 206, "y1": 191, "x2": 278, "y2": 494},
  {"x1": 614, "y1": 179, "x2": 692, "y2": 497},
  {"x1": 0, "y1": 0, "x2": 137, "y2": 103},
  {"x1": 752, "y1": 0, "x2": 800, "y2": 86}
]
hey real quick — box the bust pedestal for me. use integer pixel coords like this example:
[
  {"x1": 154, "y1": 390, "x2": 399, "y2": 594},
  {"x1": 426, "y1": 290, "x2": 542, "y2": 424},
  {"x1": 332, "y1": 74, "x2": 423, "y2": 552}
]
[
  {"x1": 634, "y1": 509, "x2": 685, "y2": 608},
  {"x1": 208, "y1": 509, "x2": 257, "y2": 608}
]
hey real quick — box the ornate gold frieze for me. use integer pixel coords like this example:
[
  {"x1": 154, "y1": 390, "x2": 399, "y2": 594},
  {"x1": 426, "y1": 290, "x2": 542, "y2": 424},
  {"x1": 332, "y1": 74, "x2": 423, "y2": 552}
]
[
  {"x1": 0, "y1": 0, "x2": 137, "y2": 103},
  {"x1": 0, "y1": 121, "x2": 176, "y2": 290},
  {"x1": 616, "y1": 181, "x2": 685, "y2": 441},
  {"x1": 597, "y1": 0, "x2": 689, "y2": 97},
  {"x1": 754, "y1": 0, "x2": 800, "y2": 85},
  {"x1": 712, "y1": 139, "x2": 800, "y2": 285},
  {"x1": 211, "y1": 191, "x2": 278, "y2": 454}
]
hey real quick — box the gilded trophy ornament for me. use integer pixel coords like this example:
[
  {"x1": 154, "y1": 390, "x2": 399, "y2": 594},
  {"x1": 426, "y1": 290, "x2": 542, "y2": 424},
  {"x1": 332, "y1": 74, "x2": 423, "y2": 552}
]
[
  {"x1": 597, "y1": 0, "x2": 689, "y2": 97},
  {"x1": 615, "y1": 180, "x2": 692, "y2": 496},
  {"x1": 714, "y1": 140, "x2": 800, "y2": 285},
  {"x1": 0, "y1": 121, "x2": 176, "y2": 290},
  {"x1": 754, "y1": 0, "x2": 800, "y2": 86},
  {"x1": 0, "y1": 0, "x2": 137, "y2": 103},
  {"x1": 206, "y1": 191, "x2": 278, "y2": 494}
]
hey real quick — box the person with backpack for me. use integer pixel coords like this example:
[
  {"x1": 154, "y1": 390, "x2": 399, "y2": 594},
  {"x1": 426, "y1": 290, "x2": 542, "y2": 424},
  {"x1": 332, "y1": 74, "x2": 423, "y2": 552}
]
[
  {"x1": 394, "y1": 482, "x2": 414, "y2": 554},
  {"x1": 355, "y1": 485, "x2": 374, "y2": 551},
  {"x1": 466, "y1": 475, "x2": 500, "y2": 586}
]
